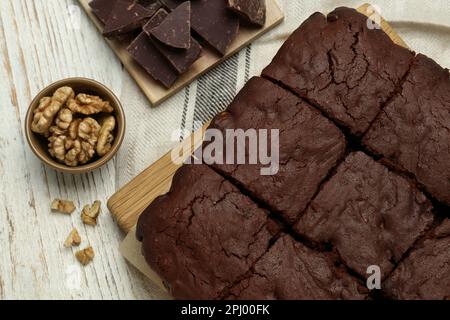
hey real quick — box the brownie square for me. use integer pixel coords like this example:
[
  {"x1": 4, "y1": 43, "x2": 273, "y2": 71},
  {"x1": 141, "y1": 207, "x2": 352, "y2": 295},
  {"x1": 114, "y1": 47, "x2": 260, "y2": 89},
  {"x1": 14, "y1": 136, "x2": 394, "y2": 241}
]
[
  {"x1": 226, "y1": 235, "x2": 367, "y2": 300},
  {"x1": 384, "y1": 219, "x2": 450, "y2": 300},
  {"x1": 205, "y1": 77, "x2": 346, "y2": 224},
  {"x1": 262, "y1": 7, "x2": 414, "y2": 136},
  {"x1": 363, "y1": 54, "x2": 450, "y2": 207},
  {"x1": 294, "y1": 152, "x2": 434, "y2": 279},
  {"x1": 136, "y1": 164, "x2": 279, "y2": 300}
]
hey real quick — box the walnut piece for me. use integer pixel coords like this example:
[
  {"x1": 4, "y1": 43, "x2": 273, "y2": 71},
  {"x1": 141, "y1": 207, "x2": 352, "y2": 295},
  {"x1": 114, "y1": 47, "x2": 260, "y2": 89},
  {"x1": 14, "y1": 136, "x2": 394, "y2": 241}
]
[
  {"x1": 75, "y1": 247, "x2": 95, "y2": 266},
  {"x1": 48, "y1": 117, "x2": 100, "y2": 167},
  {"x1": 78, "y1": 117, "x2": 101, "y2": 146},
  {"x1": 51, "y1": 199, "x2": 76, "y2": 215},
  {"x1": 32, "y1": 87, "x2": 75, "y2": 136},
  {"x1": 49, "y1": 108, "x2": 73, "y2": 137},
  {"x1": 97, "y1": 116, "x2": 116, "y2": 157},
  {"x1": 65, "y1": 138, "x2": 96, "y2": 167},
  {"x1": 48, "y1": 135, "x2": 68, "y2": 162},
  {"x1": 64, "y1": 228, "x2": 81, "y2": 248},
  {"x1": 68, "y1": 94, "x2": 114, "y2": 115},
  {"x1": 81, "y1": 200, "x2": 101, "y2": 226}
]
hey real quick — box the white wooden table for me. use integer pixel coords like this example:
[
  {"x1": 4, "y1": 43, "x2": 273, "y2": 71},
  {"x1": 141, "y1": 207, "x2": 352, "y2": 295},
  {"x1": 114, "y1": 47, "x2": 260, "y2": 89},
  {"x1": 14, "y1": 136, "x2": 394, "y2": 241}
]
[{"x1": 0, "y1": 0, "x2": 170, "y2": 300}]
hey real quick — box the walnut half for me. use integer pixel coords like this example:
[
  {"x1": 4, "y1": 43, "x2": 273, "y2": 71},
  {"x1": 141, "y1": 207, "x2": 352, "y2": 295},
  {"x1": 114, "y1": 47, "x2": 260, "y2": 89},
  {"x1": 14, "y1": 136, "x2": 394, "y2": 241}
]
[
  {"x1": 32, "y1": 87, "x2": 75, "y2": 136},
  {"x1": 81, "y1": 200, "x2": 102, "y2": 226},
  {"x1": 97, "y1": 116, "x2": 116, "y2": 157}
]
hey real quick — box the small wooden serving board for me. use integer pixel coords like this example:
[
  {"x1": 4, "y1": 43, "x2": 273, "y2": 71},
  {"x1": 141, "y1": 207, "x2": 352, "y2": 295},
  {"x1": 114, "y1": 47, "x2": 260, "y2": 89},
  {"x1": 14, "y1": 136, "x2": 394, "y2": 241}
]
[
  {"x1": 110, "y1": 3, "x2": 410, "y2": 295},
  {"x1": 78, "y1": 0, "x2": 285, "y2": 106}
]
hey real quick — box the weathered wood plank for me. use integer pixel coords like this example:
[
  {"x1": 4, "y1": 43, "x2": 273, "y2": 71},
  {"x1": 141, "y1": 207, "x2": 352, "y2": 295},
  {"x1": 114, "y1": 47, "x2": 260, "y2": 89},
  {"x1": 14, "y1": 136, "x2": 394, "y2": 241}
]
[{"x1": 0, "y1": 0, "x2": 157, "y2": 299}]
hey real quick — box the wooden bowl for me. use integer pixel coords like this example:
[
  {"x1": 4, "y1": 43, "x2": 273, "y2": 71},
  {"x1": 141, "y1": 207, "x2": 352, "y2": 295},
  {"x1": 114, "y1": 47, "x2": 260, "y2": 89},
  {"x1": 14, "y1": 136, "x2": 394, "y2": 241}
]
[{"x1": 25, "y1": 78, "x2": 126, "y2": 174}]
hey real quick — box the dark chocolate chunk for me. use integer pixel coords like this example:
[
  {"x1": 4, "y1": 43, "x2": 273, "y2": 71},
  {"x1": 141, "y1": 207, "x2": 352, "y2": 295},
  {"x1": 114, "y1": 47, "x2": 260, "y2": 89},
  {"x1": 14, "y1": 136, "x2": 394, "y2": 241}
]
[
  {"x1": 145, "y1": 8, "x2": 201, "y2": 74},
  {"x1": 89, "y1": 0, "x2": 120, "y2": 24},
  {"x1": 161, "y1": 0, "x2": 240, "y2": 55},
  {"x1": 128, "y1": 33, "x2": 178, "y2": 87},
  {"x1": 136, "y1": 0, "x2": 162, "y2": 11},
  {"x1": 103, "y1": 1, "x2": 153, "y2": 38},
  {"x1": 151, "y1": 1, "x2": 191, "y2": 49},
  {"x1": 152, "y1": 37, "x2": 202, "y2": 74},
  {"x1": 143, "y1": 8, "x2": 169, "y2": 33},
  {"x1": 227, "y1": 0, "x2": 266, "y2": 27}
]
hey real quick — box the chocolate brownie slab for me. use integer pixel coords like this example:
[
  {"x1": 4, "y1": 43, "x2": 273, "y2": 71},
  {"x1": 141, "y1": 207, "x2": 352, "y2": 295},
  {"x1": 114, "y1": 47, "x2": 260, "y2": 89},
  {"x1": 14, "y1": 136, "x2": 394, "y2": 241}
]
[
  {"x1": 384, "y1": 219, "x2": 450, "y2": 300},
  {"x1": 226, "y1": 235, "x2": 367, "y2": 300},
  {"x1": 262, "y1": 7, "x2": 415, "y2": 136},
  {"x1": 363, "y1": 54, "x2": 450, "y2": 207},
  {"x1": 136, "y1": 164, "x2": 279, "y2": 300},
  {"x1": 295, "y1": 152, "x2": 434, "y2": 280},
  {"x1": 204, "y1": 77, "x2": 346, "y2": 224}
]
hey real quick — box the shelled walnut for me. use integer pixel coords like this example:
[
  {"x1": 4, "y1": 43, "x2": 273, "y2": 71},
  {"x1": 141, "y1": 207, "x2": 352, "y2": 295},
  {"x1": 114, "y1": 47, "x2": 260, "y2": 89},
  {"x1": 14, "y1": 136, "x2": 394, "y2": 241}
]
[
  {"x1": 33, "y1": 86, "x2": 117, "y2": 167},
  {"x1": 64, "y1": 228, "x2": 82, "y2": 248},
  {"x1": 81, "y1": 200, "x2": 102, "y2": 226},
  {"x1": 51, "y1": 199, "x2": 76, "y2": 215},
  {"x1": 97, "y1": 116, "x2": 116, "y2": 157},
  {"x1": 75, "y1": 247, "x2": 95, "y2": 266},
  {"x1": 68, "y1": 94, "x2": 114, "y2": 115},
  {"x1": 32, "y1": 87, "x2": 75, "y2": 136}
]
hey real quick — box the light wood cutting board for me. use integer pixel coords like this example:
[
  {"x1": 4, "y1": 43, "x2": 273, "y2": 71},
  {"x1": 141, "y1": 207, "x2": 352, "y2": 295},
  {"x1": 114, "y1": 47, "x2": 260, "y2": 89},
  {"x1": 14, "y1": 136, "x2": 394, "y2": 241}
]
[
  {"x1": 78, "y1": 0, "x2": 284, "y2": 106},
  {"x1": 110, "y1": 3, "x2": 410, "y2": 294}
]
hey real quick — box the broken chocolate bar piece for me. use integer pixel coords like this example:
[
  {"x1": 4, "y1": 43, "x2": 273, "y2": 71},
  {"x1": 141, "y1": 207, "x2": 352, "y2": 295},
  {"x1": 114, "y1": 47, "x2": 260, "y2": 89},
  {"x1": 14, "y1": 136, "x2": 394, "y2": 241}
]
[
  {"x1": 152, "y1": 37, "x2": 202, "y2": 74},
  {"x1": 128, "y1": 6, "x2": 180, "y2": 87},
  {"x1": 128, "y1": 32, "x2": 178, "y2": 88},
  {"x1": 161, "y1": 0, "x2": 240, "y2": 56},
  {"x1": 137, "y1": 0, "x2": 162, "y2": 11},
  {"x1": 151, "y1": 1, "x2": 191, "y2": 49},
  {"x1": 89, "y1": 0, "x2": 120, "y2": 24},
  {"x1": 143, "y1": 8, "x2": 169, "y2": 33},
  {"x1": 227, "y1": 0, "x2": 266, "y2": 27},
  {"x1": 145, "y1": 8, "x2": 201, "y2": 74},
  {"x1": 103, "y1": 1, "x2": 153, "y2": 38}
]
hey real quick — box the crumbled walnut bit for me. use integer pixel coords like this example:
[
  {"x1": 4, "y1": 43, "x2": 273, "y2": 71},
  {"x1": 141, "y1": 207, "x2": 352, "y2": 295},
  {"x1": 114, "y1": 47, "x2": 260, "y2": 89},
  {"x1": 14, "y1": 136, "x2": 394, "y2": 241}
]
[
  {"x1": 75, "y1": 247, "x2": 95, "y2": 266},
  {"x1": 64, "y1": 228, "x2": 82, "y2": 248},
  {"x1": 51, "y1": 199, "x2": 76, "y2": 215},
  {"x1": 81, "y1": 200, "x2": 102, "y2": 226},
  {"x1": 68, "y1": 94, "x2": 114, "y2": 115}
]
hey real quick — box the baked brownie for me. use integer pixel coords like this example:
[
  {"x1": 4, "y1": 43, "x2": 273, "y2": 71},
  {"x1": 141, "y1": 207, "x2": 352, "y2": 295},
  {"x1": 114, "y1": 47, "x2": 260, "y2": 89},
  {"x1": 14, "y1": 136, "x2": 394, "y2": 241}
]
[
  {"x1": 204, "y1": 77, "x2": 346, "y2": 224},
  {"x1": 294, "y1": 152, "x2": 434, "y2": 280},
  {"x1": 384, "y1": 219, "x2": 450, "y2": 300},
  {"x1": 363, "y1": 54, "x2": 450, "y2": 207},
  {"x1": 262, "y1": 7, "x2": 415, "y2": 136},
  {"x1": 226, "y1": 235, "x2": 367, "y2": 300},
  {"x1": 136, "y1": 164, "x2": 279, "y2": 300}
]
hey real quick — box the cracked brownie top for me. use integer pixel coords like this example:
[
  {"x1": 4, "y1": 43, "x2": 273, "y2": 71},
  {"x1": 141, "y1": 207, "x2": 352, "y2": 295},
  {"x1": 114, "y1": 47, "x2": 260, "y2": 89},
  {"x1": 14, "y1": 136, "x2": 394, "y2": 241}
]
[
  {"x1": 205, "y1": 77, "x2": 346, "y2": 224},
  {"x1": 295, "y1": 152, "x2": 434, "y2": 280},
  {"x1": 384, "y1": 219, "x2": 450, "y2": 300},
  {"x1": 262, "y1": 7, "x2": 415, "y2": 136},
  {"x1": 226, "y1": 235, "x2": 367, "y2": 300},
  {"x1": 363, "y1": 54, "x2": 450, "y2": 207},
  {"x1": 136, "y1": 164, "x2": 279, "y2": 300}
]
